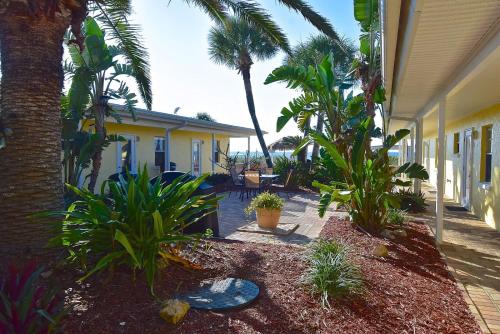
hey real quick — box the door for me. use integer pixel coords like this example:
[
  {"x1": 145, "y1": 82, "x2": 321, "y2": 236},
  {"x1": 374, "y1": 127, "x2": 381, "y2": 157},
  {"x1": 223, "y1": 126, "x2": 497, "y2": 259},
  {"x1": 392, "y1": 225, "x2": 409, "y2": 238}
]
[
  {"x1": 192, "y1": 140, "x2": 201, "y2": 176},
  {"x1": 117, "y1": 135, "x2": 137, "y2": 174},
  {"x1": 461, "y1": 129, "x2": 473, "y2": 209}
]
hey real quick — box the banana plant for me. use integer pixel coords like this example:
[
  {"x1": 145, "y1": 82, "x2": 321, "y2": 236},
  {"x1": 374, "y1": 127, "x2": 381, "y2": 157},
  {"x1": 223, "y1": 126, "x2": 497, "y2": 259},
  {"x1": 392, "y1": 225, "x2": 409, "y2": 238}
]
[
  {"x1": 265, "y1": 54, "x2": 368, "y2": 160},
  {"x1": 307, "y1": 117, "x2": 428, "y2": 232},
  {"x1": 65, "y1": 17, "x2": 148, "y2": 193}
]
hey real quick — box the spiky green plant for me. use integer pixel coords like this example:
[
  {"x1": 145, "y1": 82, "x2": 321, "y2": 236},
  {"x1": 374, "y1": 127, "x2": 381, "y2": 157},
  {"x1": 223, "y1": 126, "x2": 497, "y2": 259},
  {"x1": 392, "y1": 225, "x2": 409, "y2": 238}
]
[
  {"x1": 45, "y1": 166, "x2": 218, "y2": 293},
  {"x1": 302, "y1": 239, "x2": 363, "y2": 307}
]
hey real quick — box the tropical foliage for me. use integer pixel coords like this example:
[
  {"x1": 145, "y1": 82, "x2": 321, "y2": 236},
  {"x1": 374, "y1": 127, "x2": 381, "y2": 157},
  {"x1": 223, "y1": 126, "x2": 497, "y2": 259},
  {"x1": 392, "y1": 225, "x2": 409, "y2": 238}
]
[
  {"x1": 64, "y1": 17, "x2": 151, "y2": 192},
  {"x1": 195, "y1": 112, "x2": 216, "y2": 122},
  {"x1": 395, "y1": 189, "x2": 428, "y2": 213},
  {"x1": 302, "y1": 239, "x2": 363, "y2": 307},
  {"x1": 0, "y1": 262, "x2": 66, "y2": 334},
  {"x1": 46, "y1": 167, "x2": 218, "y2": 293},
  {"x1": 266, "y1": 48, "x2": 428, "y2": 232}
]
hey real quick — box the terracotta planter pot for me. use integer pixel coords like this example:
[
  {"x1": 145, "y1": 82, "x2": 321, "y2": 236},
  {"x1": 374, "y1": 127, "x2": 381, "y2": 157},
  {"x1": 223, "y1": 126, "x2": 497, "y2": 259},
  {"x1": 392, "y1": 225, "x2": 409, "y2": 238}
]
[{"x1": 256, "y1": 208, "x2": 282, "y2": 228}]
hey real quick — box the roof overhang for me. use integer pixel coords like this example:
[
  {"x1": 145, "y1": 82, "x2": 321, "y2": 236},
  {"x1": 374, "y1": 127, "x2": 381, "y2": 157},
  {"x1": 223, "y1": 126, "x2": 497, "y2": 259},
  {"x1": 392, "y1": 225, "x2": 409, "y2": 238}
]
[
  {"x1": 383, "y1": 0, "x2": 500, "y2": 134},
  {"x1": 110, "y1": 105, "x2": 261, "y2": 138}
]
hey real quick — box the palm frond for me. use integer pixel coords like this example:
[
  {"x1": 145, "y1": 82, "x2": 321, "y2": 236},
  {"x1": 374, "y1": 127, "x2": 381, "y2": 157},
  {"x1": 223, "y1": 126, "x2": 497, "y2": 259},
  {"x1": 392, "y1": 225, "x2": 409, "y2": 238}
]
[
  {"x1": 220, "y1": 0, "x2": 290, "y2": 53},
  {"x1": 278, "y1": 0, "x2": 340, "y2": 42},
  {"x1": 94, "y1": 2, "x2": 152, "y2": 109},
  {"x1": 183, "y1": 0, "x2": 229, "y2": 22},
  {"x1": 208, "y1": 16, "x2": 280, "y2": 69}
]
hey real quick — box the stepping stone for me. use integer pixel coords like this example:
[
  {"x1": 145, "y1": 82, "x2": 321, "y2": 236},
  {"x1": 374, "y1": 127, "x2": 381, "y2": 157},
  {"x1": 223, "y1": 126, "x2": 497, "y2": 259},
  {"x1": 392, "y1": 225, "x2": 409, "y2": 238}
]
[
  {"x1": 236, "y1": 222, "x2": 299, "y2": 236},
  {"x1": 180, "y1": 278, "x2": 259, "y2": 311}
]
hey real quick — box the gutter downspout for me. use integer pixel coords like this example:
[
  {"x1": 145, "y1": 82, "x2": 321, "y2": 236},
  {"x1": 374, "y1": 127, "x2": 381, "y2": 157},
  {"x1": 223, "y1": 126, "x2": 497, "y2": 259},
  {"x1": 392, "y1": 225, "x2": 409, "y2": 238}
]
[{"x1": 165, "y1": 121, "x2": 188, "y2": 172}]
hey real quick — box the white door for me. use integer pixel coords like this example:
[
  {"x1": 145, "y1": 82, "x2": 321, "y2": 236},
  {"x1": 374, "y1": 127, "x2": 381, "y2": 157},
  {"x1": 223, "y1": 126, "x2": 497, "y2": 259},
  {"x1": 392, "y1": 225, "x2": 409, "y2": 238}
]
[
  {"x1": 192, "y1": 140, "x2": 202, "y2": 176},
  {"x1": 461, "y1": 129, "x2": 473, "y2": 209},
  {"x1": 117, "y1": 135, "x2": 137, "y2": 174}
]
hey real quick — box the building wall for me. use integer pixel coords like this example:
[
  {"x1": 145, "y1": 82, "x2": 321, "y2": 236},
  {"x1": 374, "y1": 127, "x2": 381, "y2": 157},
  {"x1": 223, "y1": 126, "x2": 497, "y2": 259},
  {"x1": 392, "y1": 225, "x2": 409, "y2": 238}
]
[
  {"x1": 423, "y1": 103, "x2": 500, "y2": 231},
  {"x1": 81, "y1": 122, "x2": 230, "y2": 190}
]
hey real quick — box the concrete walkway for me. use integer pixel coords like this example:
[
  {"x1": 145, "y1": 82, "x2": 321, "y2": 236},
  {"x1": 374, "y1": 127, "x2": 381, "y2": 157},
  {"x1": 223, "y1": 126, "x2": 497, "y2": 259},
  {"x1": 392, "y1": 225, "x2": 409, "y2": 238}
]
[
  {"x1": 413, "y1": 184, "x2": 500, "y2": 333},
  {"x1": 217, "y1": 192, "x2": 337, "y2": 246}
]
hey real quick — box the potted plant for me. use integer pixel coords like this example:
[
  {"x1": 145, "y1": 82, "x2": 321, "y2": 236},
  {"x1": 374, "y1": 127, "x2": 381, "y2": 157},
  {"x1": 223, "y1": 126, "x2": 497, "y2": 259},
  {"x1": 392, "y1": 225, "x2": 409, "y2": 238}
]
[{"x1": 245, "y1": 192, "x2": 285, "y2": 228}]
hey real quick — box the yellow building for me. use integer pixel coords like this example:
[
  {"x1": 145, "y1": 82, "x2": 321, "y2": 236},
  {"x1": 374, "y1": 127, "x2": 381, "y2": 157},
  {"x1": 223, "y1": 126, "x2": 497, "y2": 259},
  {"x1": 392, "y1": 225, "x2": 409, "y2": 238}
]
[
  {"x1": 83, "y1": 106, "x2": 258, "y2": 190},
  {"x1": 382, "y1": 0, "x2": 500, "y2": 237}
]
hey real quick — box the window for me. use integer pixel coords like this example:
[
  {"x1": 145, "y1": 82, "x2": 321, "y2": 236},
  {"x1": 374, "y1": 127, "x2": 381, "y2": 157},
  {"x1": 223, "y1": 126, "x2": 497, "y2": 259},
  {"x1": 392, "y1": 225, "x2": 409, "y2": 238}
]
[
  {"x1": 154, "y1": 137, "x2": 165, "y2": 172},
  {"x1": 214, "y1": 140, "x2": 221, "y2": 163},
  {"x1": 453, "y1": 132, "x2": 460, "y2": 154},
  {"x1": 481, "y1": 125, "x2": 492, "y2": 183}
]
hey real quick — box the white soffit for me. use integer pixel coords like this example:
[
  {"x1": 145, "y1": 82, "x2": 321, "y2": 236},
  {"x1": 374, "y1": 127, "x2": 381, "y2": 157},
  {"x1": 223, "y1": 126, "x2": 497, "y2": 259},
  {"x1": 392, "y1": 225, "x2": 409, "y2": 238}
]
[{"x1": 390, "y1": 0, "x2": 500, "y2": 120}]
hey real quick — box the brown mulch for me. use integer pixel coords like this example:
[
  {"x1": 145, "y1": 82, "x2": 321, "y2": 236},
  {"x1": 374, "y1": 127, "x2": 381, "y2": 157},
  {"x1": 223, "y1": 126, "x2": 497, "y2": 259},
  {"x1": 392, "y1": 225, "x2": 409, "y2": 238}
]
[{"x1": 20, "y1": 217, "x2": 479, "y2": 334}]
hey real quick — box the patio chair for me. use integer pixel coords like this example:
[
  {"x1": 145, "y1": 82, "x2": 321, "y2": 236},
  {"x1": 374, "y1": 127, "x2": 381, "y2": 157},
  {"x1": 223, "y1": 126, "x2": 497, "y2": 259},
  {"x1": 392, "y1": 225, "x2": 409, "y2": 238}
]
[
  {"x1": 242, "y1": 171, "x2": 261, "y2": 200},
  {"x1": 270, "y1": 168, "x2": 294, "y2": 199},
  {"x1": 227, "y1": 167, "x2": 244, "y2": 199}
]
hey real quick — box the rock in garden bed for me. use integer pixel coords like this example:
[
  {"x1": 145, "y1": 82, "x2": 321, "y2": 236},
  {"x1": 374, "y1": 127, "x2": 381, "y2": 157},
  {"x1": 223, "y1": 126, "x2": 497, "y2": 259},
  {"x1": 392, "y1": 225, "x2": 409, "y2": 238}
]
[{"x1": 54, "y1": 217, "x2": 479, "y2": 333}]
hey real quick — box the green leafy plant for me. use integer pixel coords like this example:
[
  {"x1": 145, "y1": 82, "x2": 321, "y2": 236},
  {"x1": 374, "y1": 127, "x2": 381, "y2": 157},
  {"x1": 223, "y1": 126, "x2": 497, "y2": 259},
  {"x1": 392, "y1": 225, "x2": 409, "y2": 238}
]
[
  {"x1": 387, "y1": 208, "x2": 406, "y2": 227},
  {"x1": 65, "y1": 17, "x2": 151, "y2": 192},
  {"x1": 395, "y1": 189, "x2": 428, "y2": 213},
  {"x1": 46, "y1": 166, "x2": 218, "y2": 293},
  {"x1": 312, "y1": 118, "x2": 428, "y2": 232},
  {"x1": 302, "y1": 240, "x2": 363, "y2": 307},
  {"x1": 245, "y1": 192, "x2": 284, "y2": 215},
  {"x1": 0, "y1": 262, "x2": 66, "y2": 334}
]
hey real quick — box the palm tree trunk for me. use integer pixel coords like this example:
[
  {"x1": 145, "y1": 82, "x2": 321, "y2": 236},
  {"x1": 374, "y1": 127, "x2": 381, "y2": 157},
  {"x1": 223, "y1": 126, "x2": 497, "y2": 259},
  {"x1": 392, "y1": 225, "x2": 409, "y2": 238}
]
[
  {"x1": 241, "y1": 67, "x2": 273, "y2": 168},
  {"x1": 0, "y1": 13, "x2": 70, "y2": 255},
  {"x1": 311, "y1": 112, "x2": 325, "y2": 163}
]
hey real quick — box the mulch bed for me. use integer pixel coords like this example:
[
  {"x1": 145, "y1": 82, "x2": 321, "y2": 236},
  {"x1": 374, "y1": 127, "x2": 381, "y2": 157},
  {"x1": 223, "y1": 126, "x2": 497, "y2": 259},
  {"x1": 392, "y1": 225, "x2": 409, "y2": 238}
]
[{"x1": 15, "y1": 217, "x2": 480, "y2": 333}]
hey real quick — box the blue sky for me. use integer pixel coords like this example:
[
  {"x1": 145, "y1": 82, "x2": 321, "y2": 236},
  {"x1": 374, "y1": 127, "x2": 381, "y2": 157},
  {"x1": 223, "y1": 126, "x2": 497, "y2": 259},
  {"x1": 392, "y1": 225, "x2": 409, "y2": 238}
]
[{"x1": 130, "y1": 0, "x2": 361, "y2": 151}]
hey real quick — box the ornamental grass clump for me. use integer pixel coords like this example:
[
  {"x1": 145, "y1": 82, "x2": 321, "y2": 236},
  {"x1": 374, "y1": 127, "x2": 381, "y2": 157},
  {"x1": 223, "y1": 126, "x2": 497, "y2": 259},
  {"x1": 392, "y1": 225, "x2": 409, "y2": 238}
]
[
  {"x1": 244, "y1": 192, "x2": 284, "y2": 215},
  {"x1": 387, "y1": 208, "x2": 406, "y2": 227},
  {"x1": 302, "y1": 240, "x2": 363, "y2": 308}
]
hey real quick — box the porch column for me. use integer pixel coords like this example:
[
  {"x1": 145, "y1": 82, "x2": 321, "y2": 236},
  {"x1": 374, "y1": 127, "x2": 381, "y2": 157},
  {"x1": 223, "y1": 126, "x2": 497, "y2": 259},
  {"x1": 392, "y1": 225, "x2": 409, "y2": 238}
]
[
  {"x1": 414, "y1": 117, "x2": 423, "y2": 193},
  {"x1": 211, "y1": 133, "x2": 215, "y2": 173},
  {"x1": 410, "y1": 127, "x2": 415, "y2": 163},
  {"x1": 164, "y1": 129, "x2": 171, "y2": 172},
  {"x1": 436, "y1": 100, "x2": 446, "y2": 243},
  {"x1": 247, "y1": 136, "x2": 251, "y2": 169}
]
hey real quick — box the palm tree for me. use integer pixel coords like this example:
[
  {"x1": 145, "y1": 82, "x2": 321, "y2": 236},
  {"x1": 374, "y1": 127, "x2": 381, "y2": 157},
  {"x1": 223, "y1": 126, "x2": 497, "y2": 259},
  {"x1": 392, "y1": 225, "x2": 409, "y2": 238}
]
[
  {"x1": 208, "y1": 17, "x2": 280, "y2": 168},
  {"x1": 285, "y1": 35, "x2": 356, "y2": 163},
  {"x1": 0, "y1": 0, "x2": 336, "y2": 254}
]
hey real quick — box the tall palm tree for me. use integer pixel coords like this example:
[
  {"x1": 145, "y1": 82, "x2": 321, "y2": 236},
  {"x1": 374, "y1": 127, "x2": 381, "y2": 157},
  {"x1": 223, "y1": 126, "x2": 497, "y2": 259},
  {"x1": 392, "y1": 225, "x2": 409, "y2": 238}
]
[
  {"x1": 285, "y1": 35, "x2": 356, "y2": 163},
  {"x1": 0, "y1": 0, "x2": 336, "y2": 254},
  {"x1": 208, "y1": 17, "x2": 280, "y2": 168}
]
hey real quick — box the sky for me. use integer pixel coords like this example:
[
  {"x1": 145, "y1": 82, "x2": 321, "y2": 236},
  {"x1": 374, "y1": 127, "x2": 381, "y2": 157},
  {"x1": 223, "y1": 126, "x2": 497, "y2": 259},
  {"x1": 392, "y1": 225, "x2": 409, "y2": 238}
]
[{"x1": 130, "y1": 0, "x2": 361, "y2": 151}]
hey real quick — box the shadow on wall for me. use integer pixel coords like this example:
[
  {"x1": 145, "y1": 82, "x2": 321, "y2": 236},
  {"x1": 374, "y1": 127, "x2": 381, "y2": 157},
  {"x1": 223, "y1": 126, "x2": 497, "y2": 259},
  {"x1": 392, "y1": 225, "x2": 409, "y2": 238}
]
[{"x1": 480, "y1": 167, "x2": 499, "y2": 231}]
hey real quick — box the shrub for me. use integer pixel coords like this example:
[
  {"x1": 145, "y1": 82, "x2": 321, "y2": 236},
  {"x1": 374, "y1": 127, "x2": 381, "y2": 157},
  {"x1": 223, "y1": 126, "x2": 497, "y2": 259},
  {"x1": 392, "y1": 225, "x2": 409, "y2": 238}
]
[
  {"x1": 205, "y1": 173, "x2": 231, "y2": 186},
  {"x1": 273, "y1": 155, "x2": 313, "y2": 188},
  {"x1": 395, "y1": 189, "x2": 428, "y2": 213},
  {"x1": 387, "y1": 208, "x2": 406, "y2": 227},
  {"x1": 245, "y1": 191, "x2": 284, "y2": 215},
  {"x1": 0, "y1": 262, "x2": 65, "y2": 334},
  {"x1": 302, "y1": 240, "x2": 363, "y2": 307},
  {"x1": 46, "y1": 166, "x2": 218, "y2": 293}
]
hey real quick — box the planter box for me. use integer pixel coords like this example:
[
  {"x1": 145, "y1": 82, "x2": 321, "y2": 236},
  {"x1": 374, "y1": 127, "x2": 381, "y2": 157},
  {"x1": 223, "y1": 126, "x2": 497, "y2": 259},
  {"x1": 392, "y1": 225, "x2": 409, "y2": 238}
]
[{"x1": 256, "y1": 208, "x2": 282, "y2": 228}]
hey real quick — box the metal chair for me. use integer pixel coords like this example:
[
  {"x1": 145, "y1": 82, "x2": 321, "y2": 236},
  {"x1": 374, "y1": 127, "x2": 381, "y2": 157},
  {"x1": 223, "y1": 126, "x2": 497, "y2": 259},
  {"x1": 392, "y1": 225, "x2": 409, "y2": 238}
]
[
  {"x1": 242, "y1": 171, "x2": 261, "y2": 200},
  {"x1": 270, "y1": 168, "x2": 294, "y2": 199},
  {"x1": 227, "y1": 167, "x2": 244, "y2": 198}
]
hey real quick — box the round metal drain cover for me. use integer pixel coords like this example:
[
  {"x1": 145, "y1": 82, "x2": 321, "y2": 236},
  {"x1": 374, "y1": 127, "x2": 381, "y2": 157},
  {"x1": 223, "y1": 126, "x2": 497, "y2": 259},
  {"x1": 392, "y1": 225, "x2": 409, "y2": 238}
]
[{"x1": 180, "y1": 278, "x2": 259, "y2": 310}]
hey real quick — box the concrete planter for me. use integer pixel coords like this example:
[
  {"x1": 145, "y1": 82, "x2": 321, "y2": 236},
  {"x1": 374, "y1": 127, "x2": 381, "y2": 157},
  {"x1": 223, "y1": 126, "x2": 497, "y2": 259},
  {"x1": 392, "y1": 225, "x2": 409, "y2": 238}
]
[{"x1": 256, "y1": 208, "x2": 282, "y2": 228}]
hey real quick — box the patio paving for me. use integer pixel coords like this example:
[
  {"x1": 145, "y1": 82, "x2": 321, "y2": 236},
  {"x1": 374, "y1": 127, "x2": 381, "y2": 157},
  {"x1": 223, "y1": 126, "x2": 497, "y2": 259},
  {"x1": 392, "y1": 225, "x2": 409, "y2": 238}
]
[
  {"x1": 412, "y1": 183, "x2": 500, "y2": 333},
  {"x1": 217, "y1": 192, "x2": 339, "y2": 246}
]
